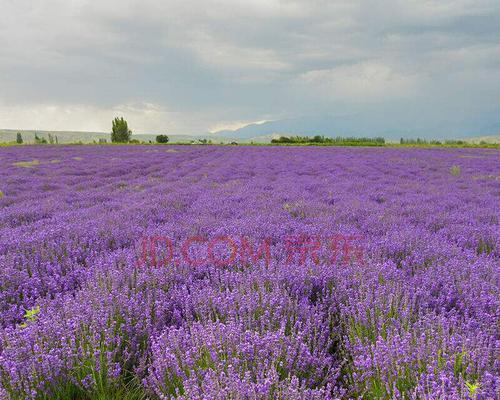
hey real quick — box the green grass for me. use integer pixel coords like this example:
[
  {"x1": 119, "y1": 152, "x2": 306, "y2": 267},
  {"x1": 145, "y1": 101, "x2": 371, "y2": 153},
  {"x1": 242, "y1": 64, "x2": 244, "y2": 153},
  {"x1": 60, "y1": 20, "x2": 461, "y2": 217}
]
[
  {"x1": 0, "y1": 142, "x2": 24, "y2": 147},
  {"x1": 12, "y1": 159, "x2": 41, "y2": 168},
  {"x1": 13, "y1": 379, "x2": 152, "y2": 400},
  {"x1": 450, "y1": 165, "x2": 461, "y2": 176}
]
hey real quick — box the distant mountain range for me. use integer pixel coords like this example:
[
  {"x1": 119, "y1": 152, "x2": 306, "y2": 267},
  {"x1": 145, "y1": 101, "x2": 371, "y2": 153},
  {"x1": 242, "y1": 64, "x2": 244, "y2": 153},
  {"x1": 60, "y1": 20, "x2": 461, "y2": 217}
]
[
  {"x1": 212, "y1": 115, "x2": 500, "y2": 142},
  {"x1": 2, "y1": 113, "x2": 500, "y2": 144}
]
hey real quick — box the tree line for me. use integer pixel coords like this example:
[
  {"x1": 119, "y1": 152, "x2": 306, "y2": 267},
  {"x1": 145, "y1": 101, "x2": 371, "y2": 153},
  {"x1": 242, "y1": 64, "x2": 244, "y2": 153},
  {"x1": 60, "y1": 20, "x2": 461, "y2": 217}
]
[
  {"x1": 15, "y1": 132, "x2": 59, "y2": 144},
  {"x1": 11, "y1": 119, "x2": 497, "y2": 147},
  {"x1": 271, "y1": 135, "x2": 386, "y2": 145}
]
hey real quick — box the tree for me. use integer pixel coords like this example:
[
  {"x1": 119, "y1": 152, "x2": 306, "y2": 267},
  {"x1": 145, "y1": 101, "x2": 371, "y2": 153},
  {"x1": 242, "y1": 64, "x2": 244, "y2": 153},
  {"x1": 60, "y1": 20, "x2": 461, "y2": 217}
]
[
  {"x1": 111, "y1": 117, "x2": 132, "y2": 143},
  {"x1": 156, "y1": 134, "x2": 169, "y2": 144},
  {"x1": 16, "y1": 132, "x2": 23, "y2": 144},
  {"x1": 34, "y1": 133, "x2": 47, "y2": 144}
]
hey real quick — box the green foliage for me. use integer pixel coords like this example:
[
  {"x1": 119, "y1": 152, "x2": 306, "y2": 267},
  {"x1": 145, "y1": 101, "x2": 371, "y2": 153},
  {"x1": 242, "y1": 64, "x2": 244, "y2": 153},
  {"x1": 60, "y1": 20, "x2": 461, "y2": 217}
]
[
  {"x1": 400, "y1": 137, "x2": 434, "y2": 145},
  {"x1": 35, "y1": 133, "x2": 47, "y2": 144},
  {"x1": 12, "y1": 159, "x2": 41, "y2": 168},
  {"x1": 16, "y1": 132, "x2": 23, "y2": 144},
  {"x1": 156, "y1": 134, "x2": 169, "y2": 143},
  {"x1": 19, "y1": 306, "x2": 40, "y2": 328},
  {"x1": 450, "y1": 165, "x2": 461, "y2": 176},
  {"x1": 111, "y1": 117, "x2": 132, "y2": 143},
  {"x1": 476, "y1": 238, "x2": 494, "y2": 255},
  {"x1": 17, "y1": 376, "x2": 149, "y2": 400},
  {"x1": 46, "y1": 133, "x2": 59, "y2": 144},
  {"x1": 400, "y1": 138, "x2": 469, "y2": 146},
  {"x1": 465, "y1": 381, "x2": 480, "y2": 399},
  {"x1": 271, "y1": 135, "x2": 385, "y2": 146}
]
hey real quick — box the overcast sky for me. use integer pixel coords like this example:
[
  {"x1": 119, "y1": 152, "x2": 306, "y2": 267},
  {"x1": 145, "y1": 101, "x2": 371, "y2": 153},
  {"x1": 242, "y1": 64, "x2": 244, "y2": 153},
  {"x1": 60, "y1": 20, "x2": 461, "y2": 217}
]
[{"x1": 1, "y1": 0, "x2": 499, "y2": 135}]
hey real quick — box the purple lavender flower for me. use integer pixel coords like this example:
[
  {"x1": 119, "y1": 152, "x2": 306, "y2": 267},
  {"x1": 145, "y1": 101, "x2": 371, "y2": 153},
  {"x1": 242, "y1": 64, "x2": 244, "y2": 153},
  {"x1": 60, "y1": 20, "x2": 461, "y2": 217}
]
[{"x1": 0, "y1": 145, "x2": 498, "y2": 399}]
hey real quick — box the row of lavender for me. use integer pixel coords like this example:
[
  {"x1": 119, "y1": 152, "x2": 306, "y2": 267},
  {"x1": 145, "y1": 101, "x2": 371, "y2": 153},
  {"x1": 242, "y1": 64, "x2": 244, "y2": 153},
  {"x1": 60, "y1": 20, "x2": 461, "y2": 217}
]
[{"x1": 0, "y1": 145, "x2": 498, "y2": 399}]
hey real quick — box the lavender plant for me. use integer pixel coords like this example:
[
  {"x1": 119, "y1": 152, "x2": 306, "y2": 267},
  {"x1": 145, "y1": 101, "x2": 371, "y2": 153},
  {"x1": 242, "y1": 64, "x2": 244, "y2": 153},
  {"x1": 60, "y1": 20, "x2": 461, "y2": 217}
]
[{"x1": 0, "y1": 145, "x2": 498, "y2": 399}]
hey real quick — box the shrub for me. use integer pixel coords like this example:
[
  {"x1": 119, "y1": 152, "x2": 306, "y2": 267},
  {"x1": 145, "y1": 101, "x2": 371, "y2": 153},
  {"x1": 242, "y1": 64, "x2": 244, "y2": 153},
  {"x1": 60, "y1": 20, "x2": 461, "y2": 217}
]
[
  {"x1": 35, "y1": 133, "x2": 47, "y2": 144},
  {"x1": 450, "y1": 165, "x2": 461, "y2": 176},
  {"x1": 156, "y1": 135, "x2": 169, "y2": 144}
]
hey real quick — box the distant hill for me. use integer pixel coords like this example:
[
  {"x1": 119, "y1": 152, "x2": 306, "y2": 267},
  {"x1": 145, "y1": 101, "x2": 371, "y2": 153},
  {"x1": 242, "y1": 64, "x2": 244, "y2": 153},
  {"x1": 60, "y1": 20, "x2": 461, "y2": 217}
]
[
  {"x1": 0, "y1": 129, "x2": 113, "y2": 144},
  {"x1": 0, "y1": 129, "x2": 229, "y2": 144},
  {"x1": 1, "y1": 126, "x2": 498, "y2": 145},
  {"x1": 213, "y1": 114, "x2": 500, "y2": 143}
]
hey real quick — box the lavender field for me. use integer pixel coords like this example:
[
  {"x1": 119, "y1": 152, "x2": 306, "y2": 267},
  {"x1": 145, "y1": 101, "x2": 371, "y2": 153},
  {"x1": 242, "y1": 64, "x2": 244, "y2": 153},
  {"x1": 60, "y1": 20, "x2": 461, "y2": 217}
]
[{"x1": 0, "y1": 145, "x2": 498, "y2": 400}]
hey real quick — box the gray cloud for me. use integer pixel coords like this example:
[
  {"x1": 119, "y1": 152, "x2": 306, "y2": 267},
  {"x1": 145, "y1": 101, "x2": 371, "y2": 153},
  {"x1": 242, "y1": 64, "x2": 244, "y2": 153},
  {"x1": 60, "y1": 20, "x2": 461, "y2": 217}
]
[{"x1": 0, "y1": 0, "x2": 499, "y2": 135}]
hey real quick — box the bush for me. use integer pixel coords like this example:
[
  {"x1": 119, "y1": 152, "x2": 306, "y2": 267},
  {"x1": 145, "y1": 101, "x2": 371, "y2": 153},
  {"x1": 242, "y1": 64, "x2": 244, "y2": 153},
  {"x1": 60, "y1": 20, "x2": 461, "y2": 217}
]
[
  {"x1": 156, "y1": 135, "x2": 169, "y2": 144},
  {"x1": 34, "y1": 133, "x2": 47, "y2": 144},
  {"x1": 450, "y1": 165, "x2": 461, "y2": 176}
]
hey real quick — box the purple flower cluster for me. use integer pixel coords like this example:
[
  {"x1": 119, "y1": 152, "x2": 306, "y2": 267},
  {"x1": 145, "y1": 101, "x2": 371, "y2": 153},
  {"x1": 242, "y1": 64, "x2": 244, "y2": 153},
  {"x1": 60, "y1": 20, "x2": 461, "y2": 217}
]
[{"x1": 0, "y1": 145, "x2": 498, "y2": 399}]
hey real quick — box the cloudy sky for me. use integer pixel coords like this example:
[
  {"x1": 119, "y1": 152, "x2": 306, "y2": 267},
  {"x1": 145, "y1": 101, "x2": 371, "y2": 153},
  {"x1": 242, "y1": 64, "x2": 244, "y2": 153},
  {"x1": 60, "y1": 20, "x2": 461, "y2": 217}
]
[{"x1": 1, "y1": 0, "x2": 499, "y2": 135}]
